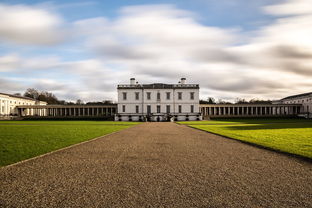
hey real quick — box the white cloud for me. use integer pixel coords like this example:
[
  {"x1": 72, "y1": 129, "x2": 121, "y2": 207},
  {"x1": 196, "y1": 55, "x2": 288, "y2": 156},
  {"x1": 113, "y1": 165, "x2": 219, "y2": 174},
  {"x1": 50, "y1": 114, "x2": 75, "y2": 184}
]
[
  {"x1": 2, "y1": 1, "x2": 312, "y2": 102},
  {"x1": 264, "y1": 0, "x2": 312, "y2": 16},
  {"x1": 73, "y1": 3, "x2": 312, "y2": 101},
  {"x1": 0, "y1": 54, "x2": 62, "y2": 72},
  {"x1": 0, "y1": 3, "x2": 66, "y2": 45},
  {"x1": 0, "y1": 54, "x2": 20, "y2": 72}
]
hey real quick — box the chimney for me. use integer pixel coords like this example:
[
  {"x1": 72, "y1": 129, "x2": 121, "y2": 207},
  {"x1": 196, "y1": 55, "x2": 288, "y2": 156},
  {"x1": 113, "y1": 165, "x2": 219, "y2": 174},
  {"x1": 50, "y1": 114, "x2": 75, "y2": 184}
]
[
  {"x1": 180, "y1": 78, "x2": 186, "y2": 84},
  {"x1": 130, "y1": 78, "x2": 135, "y2": 85}
]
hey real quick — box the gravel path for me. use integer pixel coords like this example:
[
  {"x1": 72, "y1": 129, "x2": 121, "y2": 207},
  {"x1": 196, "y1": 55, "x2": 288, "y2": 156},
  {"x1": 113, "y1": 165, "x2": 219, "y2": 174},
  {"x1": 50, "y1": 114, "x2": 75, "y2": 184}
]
[{"x1": 0, "y1": 122, "x2": 311, "y2": 208}]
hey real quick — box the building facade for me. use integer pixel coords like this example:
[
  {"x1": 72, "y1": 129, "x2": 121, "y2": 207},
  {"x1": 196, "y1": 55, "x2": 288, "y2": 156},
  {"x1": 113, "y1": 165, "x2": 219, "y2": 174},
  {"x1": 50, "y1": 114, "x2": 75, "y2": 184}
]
[
  {"x1": 115, "y1": 78, "x2": 201, "y2": 121},
  {"x1": 277, "y1": 92, "x2": 312, "y2": 118},
  {"x1": 0, "y1": 93, "x2": 47, "y2": 117}
]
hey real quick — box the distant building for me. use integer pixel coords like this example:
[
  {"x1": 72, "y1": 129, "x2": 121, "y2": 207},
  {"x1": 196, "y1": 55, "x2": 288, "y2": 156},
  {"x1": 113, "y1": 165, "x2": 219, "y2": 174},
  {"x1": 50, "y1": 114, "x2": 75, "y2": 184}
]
[
  {"x1": 0, "y1": 93, "x2": 47, "y2": 117},
  {"x1": 278, "y1": 92, "x2": 312, "y2": 118},
  {"x1": 115, "y1": 78, "x2": 201, "y2": 121}
]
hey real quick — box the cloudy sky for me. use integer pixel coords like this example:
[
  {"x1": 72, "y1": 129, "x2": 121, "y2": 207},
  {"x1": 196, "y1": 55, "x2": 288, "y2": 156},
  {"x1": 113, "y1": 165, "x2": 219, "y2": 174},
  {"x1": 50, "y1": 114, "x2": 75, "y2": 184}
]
[{"x1": 0, "y1": 0, "x2": 311, "y2": 102}]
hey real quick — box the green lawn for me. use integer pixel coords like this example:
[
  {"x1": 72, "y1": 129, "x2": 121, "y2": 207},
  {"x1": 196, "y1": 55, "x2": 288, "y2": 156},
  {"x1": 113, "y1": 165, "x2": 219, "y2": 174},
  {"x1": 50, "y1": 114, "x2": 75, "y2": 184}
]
[
  {"x1": 178, "y1": 119, "x2": 312, "y2": 159},
  {"x1": 0, "y1": 121, "x2": 138, "y2": 167}
]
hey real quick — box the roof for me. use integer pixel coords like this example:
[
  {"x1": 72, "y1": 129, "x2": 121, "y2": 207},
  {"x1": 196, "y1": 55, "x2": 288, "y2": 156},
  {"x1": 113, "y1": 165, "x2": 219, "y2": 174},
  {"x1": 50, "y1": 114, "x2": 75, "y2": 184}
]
[
  {"x1": 281, "y1": 92, "x2": 312, "y2": 100},
  {"x1": 199, "y1": 103, "x2": 301, "y2": 107},
  {"x1": 0, "y1": 92, "x2": 37, "y2": 101},
  {"x1": 17, "y1": 104, "x2": 117, "y2": 108},
  {"x1": 118, "y1": 83, "x2": 199, "y2": 89}
]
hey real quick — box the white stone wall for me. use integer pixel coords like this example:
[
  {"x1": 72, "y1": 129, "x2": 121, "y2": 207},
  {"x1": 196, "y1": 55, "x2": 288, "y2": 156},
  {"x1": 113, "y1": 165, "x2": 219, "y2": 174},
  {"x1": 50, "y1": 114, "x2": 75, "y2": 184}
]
[
  {"x1": 0, "y1": 93, "x2": 47, "y2": 116},
  {"x1": 116, "y1": 81, "x2": 201, "y2": 121},
  {"x1": 118, "y1": 88, "x2": 199, "y2": 115},
  {"x1": 282, "y1": 95, "x2": 312, "y2": 114}
]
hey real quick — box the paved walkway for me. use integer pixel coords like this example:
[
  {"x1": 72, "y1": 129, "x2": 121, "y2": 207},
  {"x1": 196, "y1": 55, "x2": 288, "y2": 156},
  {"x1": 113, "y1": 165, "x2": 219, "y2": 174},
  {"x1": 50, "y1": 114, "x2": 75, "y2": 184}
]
[{"x1": 0, "y1": 123, "x2": 311, "y2": 207}]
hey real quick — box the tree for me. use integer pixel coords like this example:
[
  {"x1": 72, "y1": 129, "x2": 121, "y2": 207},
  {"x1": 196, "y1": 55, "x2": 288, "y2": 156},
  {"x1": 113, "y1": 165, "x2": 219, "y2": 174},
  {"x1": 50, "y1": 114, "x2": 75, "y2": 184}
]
[
  {"x1": 249, "y1": 98, "x2": 272, "y2": 104},
  {"x1": 200, "y1": 97, "x2": 216, "y2": 104},
  {"x1": 76, "y1": 99, "x2": 84, "y2": 105},
  {"x1": 217, "y1": 99, "x2": 232, "y2": 104},
  {"x1": 235, "y1": 98, "x2": 248, "y2": 104},
  {"x1": 23, "y1": 89, "x2": 62, "y2": 104},
  {"x1": 207, "y1": 97, "x2": 216, "y2": 104},
  {"x1": 24, "y1": 88, "x2": 39, "y2": 99},
  {"x1": 103, "y1": 100, "x2": 113, "y2": 104}
]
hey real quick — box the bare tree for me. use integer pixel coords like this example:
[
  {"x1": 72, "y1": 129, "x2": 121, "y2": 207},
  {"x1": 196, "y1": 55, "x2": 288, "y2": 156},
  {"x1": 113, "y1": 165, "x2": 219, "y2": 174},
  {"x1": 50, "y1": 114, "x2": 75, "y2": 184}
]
[
  {"x1": 76, "y1": 99, "x2": 84, "y2": 105},
  {"x1": 24, "y1": 88, "x2": 39, "y2": 99},
  {"x1": 235, "y1": 98, "x2": 248, "y2": 104}
]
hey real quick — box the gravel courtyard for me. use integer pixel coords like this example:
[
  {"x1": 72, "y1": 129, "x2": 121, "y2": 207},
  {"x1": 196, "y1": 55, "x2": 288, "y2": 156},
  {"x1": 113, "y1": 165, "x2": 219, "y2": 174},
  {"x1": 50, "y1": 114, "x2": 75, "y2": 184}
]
[{"x1": 0, "y1": 122, "x2": 311, "y2": 207}]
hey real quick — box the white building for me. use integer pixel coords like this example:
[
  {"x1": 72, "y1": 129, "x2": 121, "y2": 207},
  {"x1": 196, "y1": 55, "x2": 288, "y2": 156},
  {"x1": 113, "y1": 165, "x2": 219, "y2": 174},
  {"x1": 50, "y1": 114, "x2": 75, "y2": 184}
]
[
  {"x1": 278, "y1": 92, "x2": 312, "y2": 118},
  {"x1": 115, "y1": 78, "x2": 201, "y2": 121},
  {"x1": 0, "y1": 93, "x2": 47, "y2": 117}
]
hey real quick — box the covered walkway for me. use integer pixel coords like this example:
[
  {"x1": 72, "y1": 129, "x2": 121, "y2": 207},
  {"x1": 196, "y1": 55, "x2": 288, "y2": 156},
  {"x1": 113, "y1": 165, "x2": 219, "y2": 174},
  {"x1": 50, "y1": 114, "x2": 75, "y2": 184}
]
[
  {"x1": 16, "y1": 104, "x2": 117, "y2": 118},
  {"x1": 200, "y1": 104, "x2": 302, "y2": 118}
]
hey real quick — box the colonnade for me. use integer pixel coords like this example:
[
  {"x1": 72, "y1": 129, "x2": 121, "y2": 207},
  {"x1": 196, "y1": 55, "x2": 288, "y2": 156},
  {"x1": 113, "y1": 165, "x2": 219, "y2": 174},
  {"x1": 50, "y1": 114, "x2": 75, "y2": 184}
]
[
  {"x1": 17, "y1": 105, "x2": 117, "y2": 117},
  {"x1": 0, "y1": 99, "x2": 10, "y2": 115},
  {"x1": 200, "y1": 104, "x2": 302, "y2": 118}
]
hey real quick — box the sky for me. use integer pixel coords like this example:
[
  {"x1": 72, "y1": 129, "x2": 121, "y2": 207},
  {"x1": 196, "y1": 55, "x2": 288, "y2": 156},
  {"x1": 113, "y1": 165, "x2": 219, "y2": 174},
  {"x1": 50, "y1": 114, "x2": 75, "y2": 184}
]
[{"x1": 0, "y1": 0, "x2": 312, "y2": 102}]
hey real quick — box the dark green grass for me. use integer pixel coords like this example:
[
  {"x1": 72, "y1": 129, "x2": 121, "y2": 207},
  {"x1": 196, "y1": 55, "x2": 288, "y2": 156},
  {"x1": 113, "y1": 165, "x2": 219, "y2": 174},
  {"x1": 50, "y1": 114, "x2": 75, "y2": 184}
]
[
  {"x1": 0, "y1": 121, "x2": 138, "y2": 167},
  {"x1": 178, "y1": 119, "x2": 312, "y2": 159}
]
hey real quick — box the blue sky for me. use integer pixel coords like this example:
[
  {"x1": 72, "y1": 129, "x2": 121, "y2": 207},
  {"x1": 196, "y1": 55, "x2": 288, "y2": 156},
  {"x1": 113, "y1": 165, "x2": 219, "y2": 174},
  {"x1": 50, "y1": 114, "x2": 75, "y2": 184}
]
[
  {"x1": 1, "y1": 0, "x2": 282, "y2": 29},
  {"x1": 0, "y1": 0, "x2": 311, "y2": 102}
]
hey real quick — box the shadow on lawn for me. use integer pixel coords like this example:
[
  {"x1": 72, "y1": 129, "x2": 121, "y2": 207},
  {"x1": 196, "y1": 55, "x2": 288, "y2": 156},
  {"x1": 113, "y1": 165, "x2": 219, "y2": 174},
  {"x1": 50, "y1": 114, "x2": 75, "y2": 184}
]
[
  {"x1": 225, "y1": 123, "x2": 312, "y2": 130},
  {"x1": 213, "y1": 118, "x2": 312, "y2": 124}
]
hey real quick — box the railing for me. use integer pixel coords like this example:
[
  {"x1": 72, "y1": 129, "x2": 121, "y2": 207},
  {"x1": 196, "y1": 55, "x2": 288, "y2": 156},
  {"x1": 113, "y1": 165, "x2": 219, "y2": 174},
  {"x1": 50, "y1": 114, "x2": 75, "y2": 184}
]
[
  {"x1": 118, "y1": 84, "x2": 141, "y2": 88},
  {"x1": 118, "y1": 84, "x2": 199, "y2": 88},
  {"x1": 173, "y1": 84, "x2": 199, "y2": 87}
]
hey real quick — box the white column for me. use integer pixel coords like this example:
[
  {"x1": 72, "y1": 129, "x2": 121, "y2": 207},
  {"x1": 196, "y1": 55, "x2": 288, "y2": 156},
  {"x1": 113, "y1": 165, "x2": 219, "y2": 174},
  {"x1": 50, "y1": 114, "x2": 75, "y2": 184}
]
[
  {"x1": 4, "y1": 100, "x2": 7, "y2": 115},
  {"x1": 0, "y1": 99, "x2": 2, "y2": 115}
]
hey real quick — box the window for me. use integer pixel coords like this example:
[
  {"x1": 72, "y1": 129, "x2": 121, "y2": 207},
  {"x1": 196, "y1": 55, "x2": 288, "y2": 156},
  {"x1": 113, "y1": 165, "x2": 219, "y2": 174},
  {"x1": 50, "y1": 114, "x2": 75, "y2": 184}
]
[
  {"x1": 166, "y1": 92, "x2": 170, "y2": 100},
  {"x1": 147, "y1": 105, "x2": 151, "y2": 114},
  {"x1": 122, "y1": 105, "x2": 126, "y2": 112},
  {"x1": 122, "y1": 92, "x2": 127, "y2": 100},
  {"x1": 166, "y1": 105, "x2": 170, "y2": 113},
  {"x1": 178, "y1": 92, "x2": 182, "y2": 100},
  {"x1": 157, "y1": 92, "x2": 161, "y2": 100},
  {"x1": 190, "y1": 92, "x2": 194, "y2": 100},
  {"x1": 157, "y1": 105, "x2": 161, "y2": 113},
  {"x1": 191, "y1": 105, "x2": 194, "y2": 113},
  {"x1": 147, "y1": 92, "x2": 151, "y2": 100},
  {"x1": 178, "y1": 105, "x2": 182, "y2": 113},
  {"x1": 136, "y1": 105, "x2": 139, "y2": 113},
  {"x1": 135, "y1": 92, "x2": 139, "y2": 100}
]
